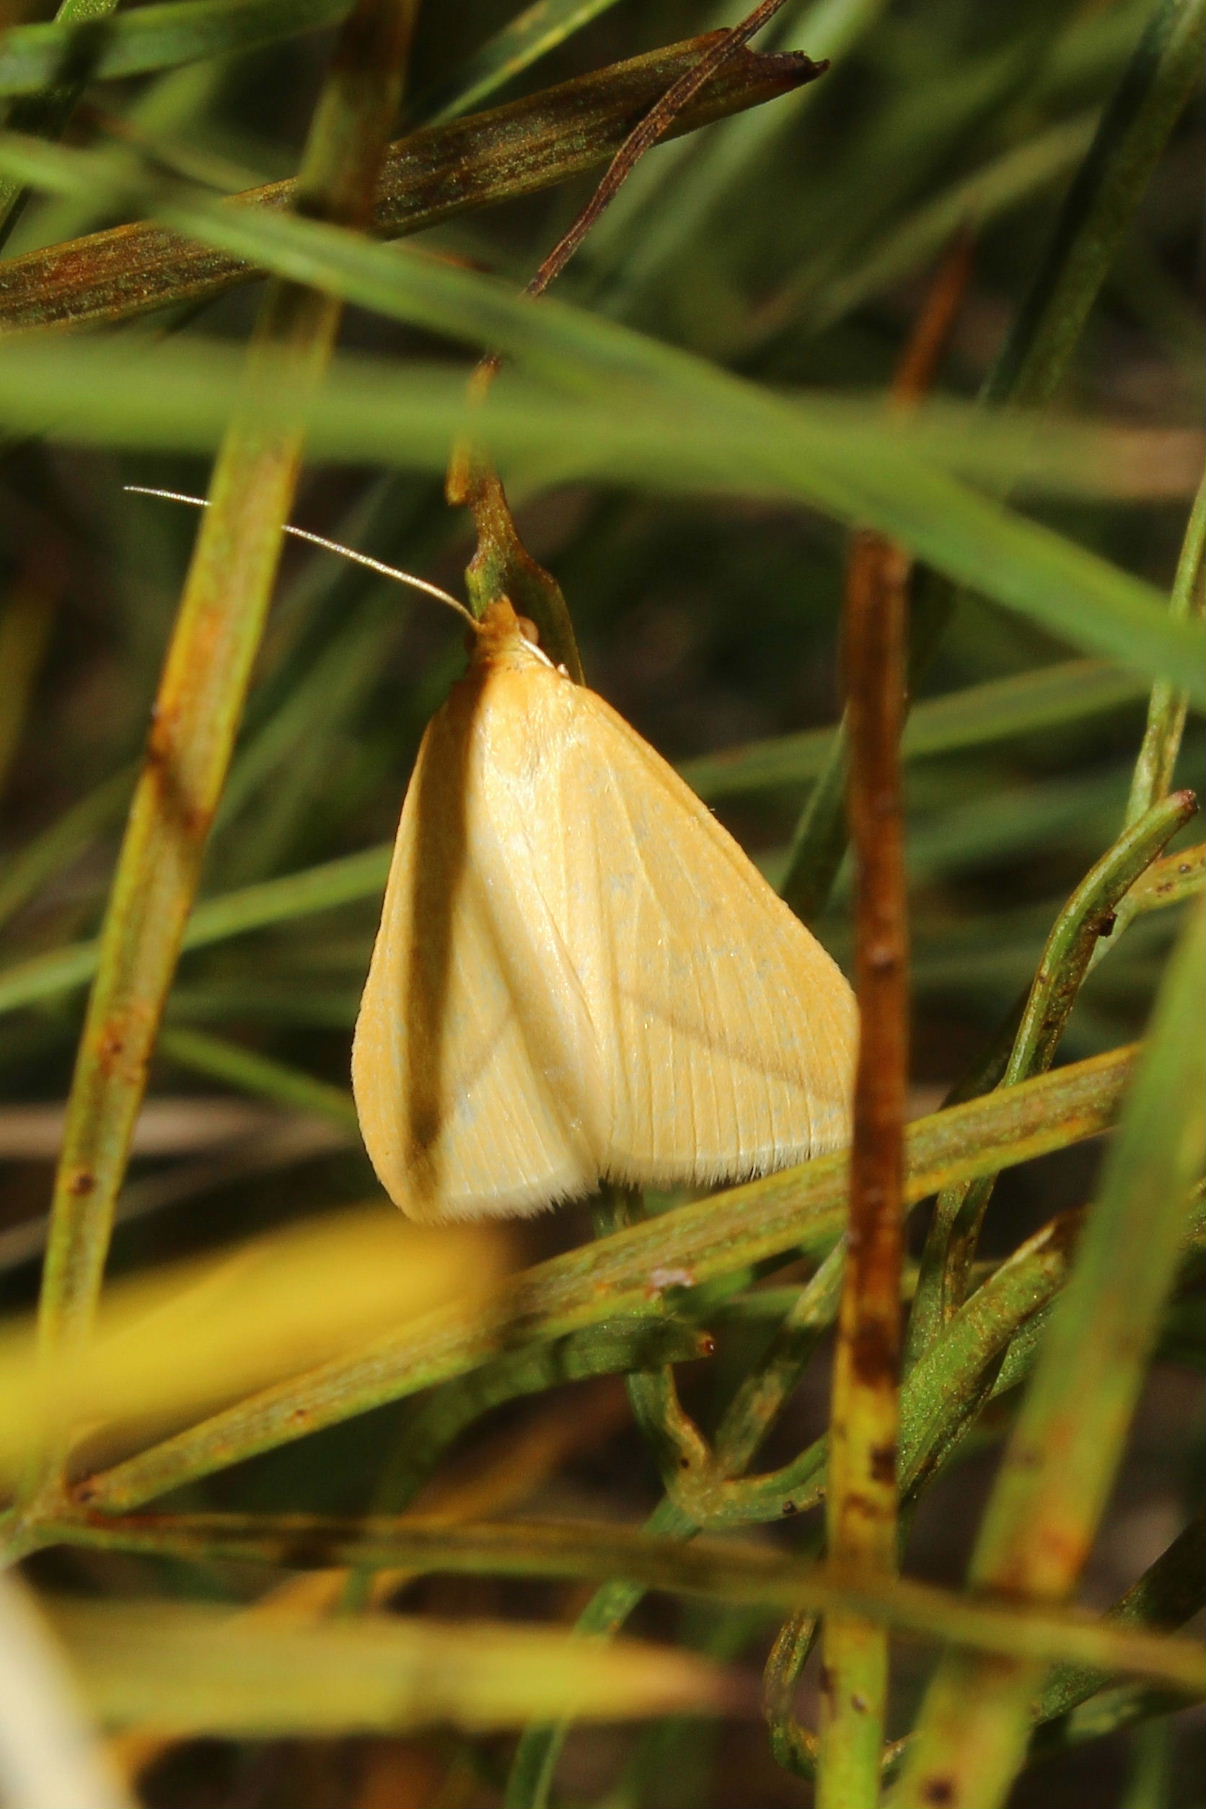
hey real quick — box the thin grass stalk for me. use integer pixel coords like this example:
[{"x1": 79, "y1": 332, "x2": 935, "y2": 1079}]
[
  {"x1": 411, "y1": 0, "x2": 628, "y2": 126},
  {"x1": 782, "y1": 0, "x2": 1205, "y2": 920},
  {"x1": 0, "y1": 0, "x2": 121, "y2": 250},
  {"x1": 0, "y1": 36, "x2": 817, "y2": 335},
  {"x1": 24, "y1": 1513, "x2": 1206, "y2": 1694},
  {"x1": 893, "y1": 902, "x2": 1206, "y2": 1809},
  {"x1": 591, "y1": 1190, "x2": 714, "y2": 1484},
  {"x1": 0, "y1": 767, "x2": 133, "y2": 934},
  {"x1": 986, "y1": 0, "x2": 1206, "y2": 411},
  {"x1": 1030, "y1": 1513, "x2": 1206, "y2": 1731},
  {"x1": 906, "y1": 786, "x2": 1198, "y2": 1358},
  {"x1": 448, "y1": 2, "x2": 816, "y2": 678},
  {"x1": 662, "y1": 1176, "x2": 1148, "y2": 1550},
  {"x1": 781, "y1": 234, "x2": 971, "y2": 921},
  {"x1": 156, "y1": 1025, "x2": 358, "y2": 1126},
  {"x1": 0, "y1": 843, "x2": 392, "y2": 1017},
  {"x1": 766, "y1": 248, "x2": 964, "y2": 1784},
  {"x1": 55, "y1": 1046, "x2": 1136, "y2": 1523},
  {"x1": 22, "y1": 0, "x2": 413, "y2": 1518},
  {"x1": 0, "y1": 656, "x2": 1173, "y2": 1018},
  {"x1": 1119, "y1": 464, "x2": 1206, "y2": 819},
  {"x1": 871, "y1": 1504, "x2": 1206, "y2": 1785},
  {"x1": 499, "y1": 1031, "x2": 1146, "y2": 1800}
]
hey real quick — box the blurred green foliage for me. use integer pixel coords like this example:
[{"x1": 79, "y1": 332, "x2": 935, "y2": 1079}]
[{"x1": 0, "y1": 2, "x2": 1201, "y2": 1806}]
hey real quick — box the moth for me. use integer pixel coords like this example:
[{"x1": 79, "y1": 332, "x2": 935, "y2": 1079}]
[{"x1": 352, "y1": 597, "x2": 857, "y2": 1221}]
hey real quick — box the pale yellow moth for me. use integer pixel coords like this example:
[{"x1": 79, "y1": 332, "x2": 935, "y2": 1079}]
[{"x1": 352, "y1": 596, "x2": 857, "y2": 1222}]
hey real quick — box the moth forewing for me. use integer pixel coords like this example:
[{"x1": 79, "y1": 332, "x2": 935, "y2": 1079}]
[{"x1": 353, "y1": 599, "x2": 856, "y2": 1221}]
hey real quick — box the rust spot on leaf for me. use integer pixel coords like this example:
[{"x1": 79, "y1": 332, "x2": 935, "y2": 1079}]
[
  {"x1": 870, "y1": 1441, "x2": 897, "y2": 1485},
  {"x1": 145, "y1": 703, "x2": 175, "y2": 768},
  {"x1": 93, "y1": 1002, "x2": 157, "y2": 1085},
  {"x1": 843, "y1": 1488, "x2": 879, "y2": 1522},
  {"x1": 851, "y1": 1320, "x2": 896, "y2": 1383},
  {"x1": 182, "y1": 799, "x2": 216, "y2": 841}
]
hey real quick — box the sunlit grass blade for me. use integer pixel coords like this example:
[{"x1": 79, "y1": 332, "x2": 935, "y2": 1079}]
[
  {"x1": 39, "y1": 1516, "x2": 1206, "y2": 1695},
  {"x1": 0, "y1": 339, "x2": 1198, "y2": 700},
  {"x1": 895, "y1": 903, "x2": 1206, "y2": 1809},
  {"x1": 52, "y1": 1597, "x2": 737, "y2": 1733},
  {"x1": 0, "y1": 1210, "x2": 504, "y2": 1485},
  {"x1": 72, "y1": 1046, "x2": 1134, "y2": 1513}
]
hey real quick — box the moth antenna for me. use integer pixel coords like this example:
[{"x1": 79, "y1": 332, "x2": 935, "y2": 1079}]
[{"x1": 124, "y1": 484, "x2": 477, "y2": 626}]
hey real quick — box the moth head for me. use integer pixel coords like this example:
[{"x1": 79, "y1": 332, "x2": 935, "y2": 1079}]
[{"x1": 473, "y1": 597, "x2": 558, "y2": 671}]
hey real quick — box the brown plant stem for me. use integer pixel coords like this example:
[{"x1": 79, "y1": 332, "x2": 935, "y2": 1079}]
[
  {"x1": 780, "y1": 230, "x2": 974, "y2": 923},
  {"x1": 818, "y1": 531, "x2": 910, "y2": 1799}
]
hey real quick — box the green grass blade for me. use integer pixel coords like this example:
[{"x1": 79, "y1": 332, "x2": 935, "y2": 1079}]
[
  {"x1": 415, "y1": 0, "x2": 625, "y2": 125},
  {"x1": 681, "y1": 661, "x2": 1148, "y2": 800},
  {"x1": 76, "y1": 1047, "x2": 1133, "y2": 1512},
  {"x1": 988, "y1": 0, "x2": 1206, "y2": 408},
  {"x1": 895, "y1": 903, "x2": 1206, "y2": 1809},
  {"x1": 0, "y1": 0, "x2": 351, "y2": 98},
  {"x1": 0, "y1": 340, "x2": 1197, "y2": 701}
]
